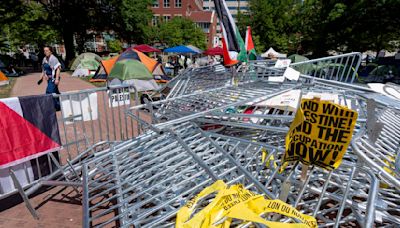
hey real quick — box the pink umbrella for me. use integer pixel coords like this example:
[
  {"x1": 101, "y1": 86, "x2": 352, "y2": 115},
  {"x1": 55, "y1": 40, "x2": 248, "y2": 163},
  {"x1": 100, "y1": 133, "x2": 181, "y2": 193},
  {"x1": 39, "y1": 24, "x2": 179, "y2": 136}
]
[{"x1": 133, "y1": 44, "x2": 161, "y2": 53}]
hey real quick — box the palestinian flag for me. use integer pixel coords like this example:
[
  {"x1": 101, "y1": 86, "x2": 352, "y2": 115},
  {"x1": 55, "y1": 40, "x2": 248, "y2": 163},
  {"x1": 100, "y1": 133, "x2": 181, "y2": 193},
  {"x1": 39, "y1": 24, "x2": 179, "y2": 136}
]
[
  {"x1": 0, "y1": 95, "x2": 61, "y2": 169},
  {"x1": 245, "y1": 26, "x2": 257, "y2": 60},
  {"x1": 213, "y1": 0, "x2": 240, "y2": 65},
  {"x1": 236, "y1": 27, "x2": 248, "y2": 62}
]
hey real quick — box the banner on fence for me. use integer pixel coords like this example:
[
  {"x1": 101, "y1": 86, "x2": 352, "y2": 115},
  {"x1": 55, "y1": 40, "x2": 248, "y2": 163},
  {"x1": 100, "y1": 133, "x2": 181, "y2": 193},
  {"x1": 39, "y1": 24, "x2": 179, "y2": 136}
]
[{"x1": 284, "y1": 98, "x2": 358, "y2": 170}]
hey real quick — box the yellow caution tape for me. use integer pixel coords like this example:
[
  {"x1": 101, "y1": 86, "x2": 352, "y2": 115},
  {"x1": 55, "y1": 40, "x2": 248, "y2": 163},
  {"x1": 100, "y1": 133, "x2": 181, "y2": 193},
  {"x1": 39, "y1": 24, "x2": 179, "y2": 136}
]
[{"x1": 176, "y1": 180, "x2": 317, "y2": 228}]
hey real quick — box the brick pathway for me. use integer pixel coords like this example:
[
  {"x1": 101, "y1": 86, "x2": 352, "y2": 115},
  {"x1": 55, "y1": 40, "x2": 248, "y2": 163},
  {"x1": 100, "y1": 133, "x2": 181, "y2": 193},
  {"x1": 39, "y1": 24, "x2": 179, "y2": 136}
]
[
  {"x1": 11, "y1": 72, "x2": 96, "y2": 97},
  {"x1": 1, "y1": 72, "x2": 95, "y2": 228}
]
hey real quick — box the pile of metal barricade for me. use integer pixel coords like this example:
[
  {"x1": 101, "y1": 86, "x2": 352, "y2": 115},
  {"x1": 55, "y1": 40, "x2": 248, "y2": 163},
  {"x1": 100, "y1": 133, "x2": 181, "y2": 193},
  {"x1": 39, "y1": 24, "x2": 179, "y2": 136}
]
[{"x1": 11, "y1": 52, "x2": 400, "y2": 227}]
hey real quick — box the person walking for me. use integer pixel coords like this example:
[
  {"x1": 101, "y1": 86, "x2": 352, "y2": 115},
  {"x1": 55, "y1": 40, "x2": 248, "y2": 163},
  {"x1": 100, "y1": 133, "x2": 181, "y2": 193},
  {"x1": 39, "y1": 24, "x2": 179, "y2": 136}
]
[{"x1": 39, "y1": 46, "x2": 61, "y2": 110}]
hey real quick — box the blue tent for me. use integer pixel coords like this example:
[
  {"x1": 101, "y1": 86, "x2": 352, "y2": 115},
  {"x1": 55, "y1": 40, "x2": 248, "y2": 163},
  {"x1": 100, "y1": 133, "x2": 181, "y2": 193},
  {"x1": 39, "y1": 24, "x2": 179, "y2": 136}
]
[{"x1": 164, "y1": 45, "x2": 200, "y2": 54}]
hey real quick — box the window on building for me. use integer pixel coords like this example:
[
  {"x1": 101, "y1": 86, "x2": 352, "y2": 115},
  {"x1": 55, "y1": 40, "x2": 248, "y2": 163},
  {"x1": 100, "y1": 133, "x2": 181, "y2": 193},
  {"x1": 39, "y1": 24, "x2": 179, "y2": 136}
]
[
  {"x1": 175, "y1": 0, "x2": 182, "y2": 8},
  {"x1": 152, "y1": 0, "x2": 159, "y2": 7},
  {"x1": 164, "y1": 0, "x2": 170, "y2": 8},
  {"x1": 163, "y1": 15, "x2": 171, "y2": 22},
  {"x1": 152, "y1": 15, "x2": 159, "y2": 26}
]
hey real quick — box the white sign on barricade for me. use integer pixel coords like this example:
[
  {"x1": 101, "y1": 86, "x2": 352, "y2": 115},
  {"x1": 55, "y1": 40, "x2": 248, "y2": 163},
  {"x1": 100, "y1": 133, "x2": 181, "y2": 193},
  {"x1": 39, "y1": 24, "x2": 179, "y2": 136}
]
[
  {"x1": 108, "y1": 88, "x2": 130, "y2": 108},
  {"x1": 61, "y1": 92, "x2": 98, "y2": 124},
  {"x1": 274, "y1": 59, "x2": 292, "y2": 68}
]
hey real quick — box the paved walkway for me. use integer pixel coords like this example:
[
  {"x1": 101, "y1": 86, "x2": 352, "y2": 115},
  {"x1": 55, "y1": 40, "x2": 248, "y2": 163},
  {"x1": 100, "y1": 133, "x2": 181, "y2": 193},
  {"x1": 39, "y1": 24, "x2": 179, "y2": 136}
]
[
  {"x1": 11, "y1": 72, "x2": 95, "y2": 97},
  {"x1": 1, "y1": 72, "x2": 95, "y2": 228}
]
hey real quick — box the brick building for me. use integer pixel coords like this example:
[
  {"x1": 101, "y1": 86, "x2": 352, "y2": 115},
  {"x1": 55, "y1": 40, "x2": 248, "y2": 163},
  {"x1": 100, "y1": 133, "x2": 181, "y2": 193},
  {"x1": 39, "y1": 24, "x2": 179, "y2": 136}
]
[{"x1": 151, "y1": 0, "x2": 218, "y2": 48}]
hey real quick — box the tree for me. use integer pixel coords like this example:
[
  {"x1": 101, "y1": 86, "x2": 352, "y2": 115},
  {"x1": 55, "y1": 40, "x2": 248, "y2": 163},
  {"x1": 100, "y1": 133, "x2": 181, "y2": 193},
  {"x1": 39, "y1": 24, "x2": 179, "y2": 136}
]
[
  {"x1": 246, "y1": 0, "x2": 400, "y2": 57},
  {"x1": 107, "y1": 40, "x2": 123, "y2": 52},
  {"x1": 114, "y1": 0, "x2": 153, "y2": 44},
  {"x1": 151, "y1": 17, "x2": 207, "y2": 49},
  {"x1": 245, "y1": 0, "x2": 300, "y2": 54},
  {"x1": 38, "y1": 0, "x2": 153, "y2": 64},
  {"x1": 0, "y1": 1, "x2": 59, "y2": 53}
]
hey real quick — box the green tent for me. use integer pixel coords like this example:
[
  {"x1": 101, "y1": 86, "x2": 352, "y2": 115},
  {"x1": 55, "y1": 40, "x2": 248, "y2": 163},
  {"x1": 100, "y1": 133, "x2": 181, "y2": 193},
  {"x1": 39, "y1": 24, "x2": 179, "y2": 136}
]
[
  {"x1": 79, "y1": 58, "x2": 100, "y2": 70},
  {"x1": 288, "y1": 54, "x2": 309, "y2": 63},
  {"x1": 109, "y1": 59, "x2": 153, "y2": 81},
  {"x1": 70, "y1": 52, "x2": 102, "y2": 70}
]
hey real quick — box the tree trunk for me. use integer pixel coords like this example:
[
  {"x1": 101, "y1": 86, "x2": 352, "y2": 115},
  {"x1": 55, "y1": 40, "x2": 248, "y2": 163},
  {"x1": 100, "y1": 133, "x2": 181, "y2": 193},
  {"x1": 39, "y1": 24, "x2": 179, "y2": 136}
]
[{"x1": 62, "y1": 28, "x2": 75, "y2": 67}]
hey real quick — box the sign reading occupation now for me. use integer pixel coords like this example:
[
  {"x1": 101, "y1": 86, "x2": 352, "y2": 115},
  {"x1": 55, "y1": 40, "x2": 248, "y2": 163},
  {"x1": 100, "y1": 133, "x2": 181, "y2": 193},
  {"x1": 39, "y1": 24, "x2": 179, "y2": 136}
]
[{"x1": 284, "y1": 99, "x2": 358, "y2": 170}]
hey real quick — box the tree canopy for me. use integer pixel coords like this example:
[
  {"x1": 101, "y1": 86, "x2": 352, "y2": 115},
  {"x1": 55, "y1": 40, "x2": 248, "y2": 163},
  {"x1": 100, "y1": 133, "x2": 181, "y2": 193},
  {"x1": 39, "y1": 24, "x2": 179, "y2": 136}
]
[
  {"x1": 150, "y1": 17, "x2": 207, "y2": 49},
  {"x1": 241, "y1": 0, "x2": 400, "y2": 57}
]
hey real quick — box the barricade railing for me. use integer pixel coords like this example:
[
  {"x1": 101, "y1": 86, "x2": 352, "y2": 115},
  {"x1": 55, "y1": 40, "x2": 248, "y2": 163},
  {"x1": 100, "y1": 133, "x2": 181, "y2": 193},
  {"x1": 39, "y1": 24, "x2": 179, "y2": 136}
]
[
  {"x1": 0, "y1": 84, "x2": 140, "y2": 218},
  {"x1": 290, "y1": 52, "x2": 362, "y2": 83}
]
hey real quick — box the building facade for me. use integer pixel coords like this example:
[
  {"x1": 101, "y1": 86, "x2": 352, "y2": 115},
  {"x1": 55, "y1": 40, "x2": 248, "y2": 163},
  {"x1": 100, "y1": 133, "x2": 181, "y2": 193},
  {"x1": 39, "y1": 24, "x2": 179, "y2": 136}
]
[
  {"x1": 203, "y1": 0, "x2": 249, "y2": 20},
  {"x1": 151, "y1": 0, "x2": 218, "y2": 48}
]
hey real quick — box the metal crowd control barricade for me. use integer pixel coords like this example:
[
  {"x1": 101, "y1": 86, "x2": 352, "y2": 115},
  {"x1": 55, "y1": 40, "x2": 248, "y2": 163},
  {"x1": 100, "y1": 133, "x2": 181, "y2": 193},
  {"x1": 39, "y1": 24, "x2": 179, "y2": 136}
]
[
  {"x1": 126, "y1": 80, "x2": 299, "y2": 134},
  {"x1": 290, "y1": 52, "x2": 362, "y2": 83},
  {"x1": 81, "y1": 119, "x2": 379, "y2": 227},
  {"x1": 351, "y1": 101, "x2": 400, "y2": 225},
  {"x1": 0, "y1": 84, "x2": 140, "y2": 219},
  {"x1": 82, "y1": 122, "x2": 282, "y2": 227},
  {"x1": 210, "y1": 134, "x2": 379, "y2": 228},
  {"x1": 158, "y1": 64, "x2": 229, "y2": 99}
]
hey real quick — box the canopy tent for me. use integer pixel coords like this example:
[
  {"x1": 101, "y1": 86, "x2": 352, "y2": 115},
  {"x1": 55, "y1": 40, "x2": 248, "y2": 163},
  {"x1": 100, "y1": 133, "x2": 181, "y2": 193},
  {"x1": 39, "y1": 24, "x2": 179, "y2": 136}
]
[
  {"x1": 204, "y1": 47, "x2": 223, "y2": 56},
  {"x1": 70, "y1": 52, "x2": 102, "y2": 70},
  {"x1": 0, "y1": 71, "x2": 9, "y2": 86},
  {"x1": 91, "y1": 48, "x2": 168, "y2": 83},
  {"x1": 133, "y1": 44, "x2": 161, "y2": 53},
  {"x1": 288, "y1": 54, "x2": 309, "y2": 63},
  {"x1": 164, "y1": 45, "x2": 200, "y2": 54},
  {"x1": 261, "y1": 48, "x2": 287, "y2": 58},
  {"x1": 186, "y1": 45, "x2": 203, "y2": 54}
]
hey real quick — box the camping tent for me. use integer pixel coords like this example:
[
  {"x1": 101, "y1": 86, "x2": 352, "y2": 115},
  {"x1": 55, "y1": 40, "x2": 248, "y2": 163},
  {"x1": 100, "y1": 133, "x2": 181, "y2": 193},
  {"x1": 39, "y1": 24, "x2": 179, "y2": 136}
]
[
  {"x1": 0, "y1": 71, "x2": 9, "y2": 86},
  {"x1": 133, "y1": 44, "x2": 161, "y2": 53},
  {"x1": 109, "y1": 59, "x2": 153, "y2": 81},
  {"x1": 109, "y1": 59, "x2": 160, "y2": 92},
  {"x1": 164, "y1": 45, "x2": 200, "y2": 54},
  {"x1": 91, "y1": 48, "x2": 167, "y2": 83},
  {"x1": 90, "y1": 56, "x2": 119, "y2": 82},
  {"x1": 288, "y1": 54, "x2": 309, "y2": 63},
  {"x1": 261, "y1": 48, "x2": 287, "y2": 58},
  {"x1": 70, "y1": 52, "x2": 102, "y2": 70},
  {"x1": 204, "y1": 47, "x2": 223, "y2": 56}
]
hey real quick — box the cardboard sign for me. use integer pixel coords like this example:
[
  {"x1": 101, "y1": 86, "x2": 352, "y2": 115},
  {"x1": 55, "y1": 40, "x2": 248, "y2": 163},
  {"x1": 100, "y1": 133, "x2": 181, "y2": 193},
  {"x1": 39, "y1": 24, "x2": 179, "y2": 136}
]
[
  {"x1": 284, "y1": 99, "x2": 358, "y2": 170},
  {"x1": 283, "y1": 67, "x2": 300, "y2": 81},
  {"x1": 108, "y1": 88, "x2": 130, "y2": 108},
  {"x1": 274, "y1": 59, "x2": 292, "y2": 68}
]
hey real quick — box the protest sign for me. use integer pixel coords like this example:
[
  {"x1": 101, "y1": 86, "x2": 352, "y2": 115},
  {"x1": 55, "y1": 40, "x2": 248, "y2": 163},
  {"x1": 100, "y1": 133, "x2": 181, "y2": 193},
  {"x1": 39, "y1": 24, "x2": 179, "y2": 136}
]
[
  {"x1": 284, "y1": 99, "x2": 358, "y2": 170},
  {"x1": 108, "y1": 87, "x2": 130, "y2": 108}
]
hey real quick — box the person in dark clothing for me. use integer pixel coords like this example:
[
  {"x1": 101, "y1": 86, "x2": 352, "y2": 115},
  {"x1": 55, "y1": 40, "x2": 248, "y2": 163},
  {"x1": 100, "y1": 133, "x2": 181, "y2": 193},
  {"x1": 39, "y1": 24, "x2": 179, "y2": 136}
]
[
  {"x1": 40, "y1": 46, "x2": 61, "y2": 110},
  {"x1": 172, "y1": 56, "x2": 181, "y2": 76}
]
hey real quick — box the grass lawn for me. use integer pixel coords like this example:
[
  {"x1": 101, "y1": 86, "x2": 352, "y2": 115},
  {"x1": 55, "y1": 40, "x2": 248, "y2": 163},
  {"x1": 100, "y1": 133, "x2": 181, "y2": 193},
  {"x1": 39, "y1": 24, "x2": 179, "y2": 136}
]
[
  {"x1": 0, "y1": 78, "x2": 16, "y2": 99},
  {"x1": 78, "y1": 75, "x2": 106, "y2": 87}
]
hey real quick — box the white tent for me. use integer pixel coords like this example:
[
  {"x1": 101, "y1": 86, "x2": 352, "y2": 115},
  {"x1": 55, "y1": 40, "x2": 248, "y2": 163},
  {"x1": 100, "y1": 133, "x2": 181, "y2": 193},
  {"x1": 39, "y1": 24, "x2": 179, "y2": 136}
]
[{"x1": 261, "y1": 47, "x2": 287, "y2": 58}]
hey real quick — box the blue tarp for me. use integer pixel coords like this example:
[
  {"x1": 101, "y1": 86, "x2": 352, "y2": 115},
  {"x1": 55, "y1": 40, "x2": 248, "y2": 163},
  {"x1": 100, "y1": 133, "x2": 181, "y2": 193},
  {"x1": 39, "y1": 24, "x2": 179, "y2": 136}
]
[{"x1": 164, "y1": 45, "x2": 200, "y2": 54}]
